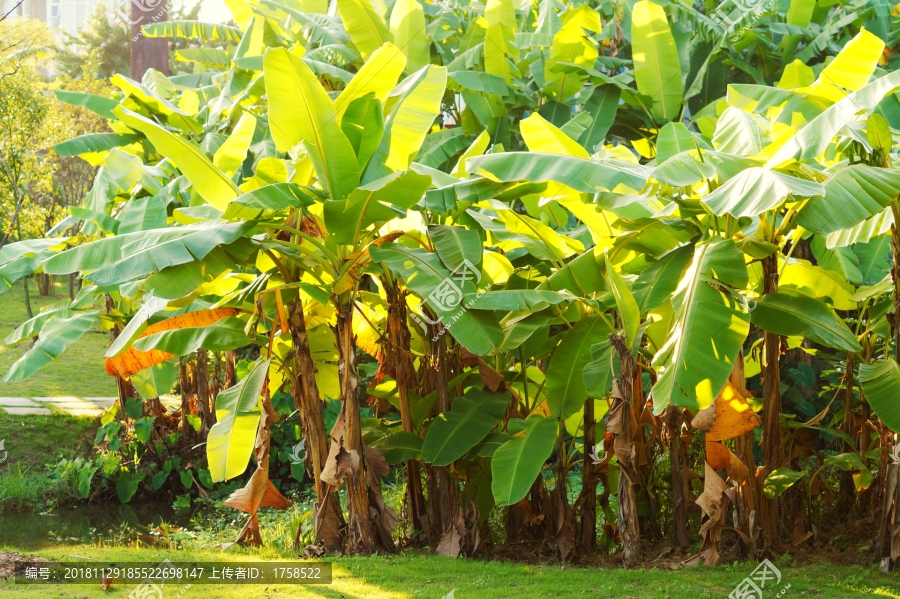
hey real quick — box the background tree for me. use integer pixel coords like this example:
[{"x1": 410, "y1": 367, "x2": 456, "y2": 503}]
[
  {"x1": 0, "y1": 64, "x2": 49, "y2": 315},
  {"x1": 54, "y1": 5, "x2": 131, "y2": 80},
  {"x1": 55, "y1": 2, "x2": 201, "y2": 81}
]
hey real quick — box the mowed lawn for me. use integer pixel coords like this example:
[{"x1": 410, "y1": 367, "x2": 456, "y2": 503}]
[
  {"x1": 0, "y1": 280, "x2": 116, "y2": 397},
  {"x1": 0, "y1": 546, "x2": 898, "y2": 598}
]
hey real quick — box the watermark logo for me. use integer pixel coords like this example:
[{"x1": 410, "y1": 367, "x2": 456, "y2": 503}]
[
  {"x1": 588, "y1": 444, "x2": 605, "y2": 466},
  {"x1": 729, "y1": 559, "x2": 790, "y2": 599},
  {"x1": 427, "y1": 259, "x2": 481, "y2": 313},
  {"x1": 409, "y1": 260, "x2": 490, "y2": 342},
  {"x1": 0, "y1": 438, "x2": 7, "y2": 464},
  {"x1": 112, "y1": 0, "x2": 167, "y2": 41},
  {"x1": 708, "y1": 0, "x2": 777, "y2": 43},
  {"x1": 128, "y1": 581, "x2": 163, "y2": 599},
  {"x1": 127, "y1": 559, "x2": 191, "y2": 599},
  {"x1": 288, "y1": 439, "x2": 306, "y2": 465}
]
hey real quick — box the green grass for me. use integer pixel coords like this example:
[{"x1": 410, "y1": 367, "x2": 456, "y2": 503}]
[
  {"x1": 0, "y1": 412, "x2": 98, "y2": 509},
  {"x1": 0, "y1": 279, "x2": 116, "y2": 397},
  {"x1": 0, "y1": 412, "x2": 97, "y2": 472},
  {"x1": 0, "y1": 546, "x2": 897, "y2": 598}
]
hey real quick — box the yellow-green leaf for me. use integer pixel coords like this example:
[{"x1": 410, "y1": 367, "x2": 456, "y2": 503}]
[
  {"x1": 605, "y1": 252, "x2": 640, "y2": 350},
  {"x1": 213, "y1": 113, "x2": 257, "y2": 177},
  {"x1": 337, "y1": 0, "x2": 393, "y2": 60},
  {"x1": 631, "y1": 0, "x2": 683, "y2": 123},
  {"x1": 114, "y1": 107, "x2": 240, "y2": 211},
  {"x1": 484, "y1": 0, "x2": 518, "y2": 82},
  {"x1": 520, "y1": 113, "x2": 589, "y2": 158},
  {"x1": 367, "y1": 65, "x2": 448, "y2": 176},
  {"x1": 807, "y1": 29, "x2": 884, "y2": 102},
  {"x1": 389, "y1": 0, "x2": 429, "y2": 73},
  {"x1": 207, "y1": 358, "x2": 270, "y2": 482},
  {"x1": 453, "y1": 130, "x2": 490, "y2": 178},
  {"x1": 264, "y1": 47, "x2": 360, "y2": 199},
  {"x1": 334, "y1": 43, "x2": 406, "y2": 124}
]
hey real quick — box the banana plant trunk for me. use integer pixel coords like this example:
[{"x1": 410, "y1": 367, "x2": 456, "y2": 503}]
[
  {"x1": 225, "y1": 350, "x2": 237, "y2": 388},
  {"x1": 553, "y1": 419, "x2": 576, "y2": 562},
  {"x1": 891, "y1": 202, "x2": 900, "y2": 355},
  {"x1": 879, "y1": 200, "x2": 900, "y2": 569},
  {"x1": 611, "y1": 334, "x2": 640, "y2": 567},
  {"x1": 730, "y1": 355, "x2": 760, "y2": 558},
  {"x1": 839, "y1": 354, "x2": 857, "y2": 518},
  {"x1": 761, "y1": 253, "x2": 782, "y2": 549},
  {"x1": 432, "y1": 328, "x2": 462, "y2": 548},
  {"x1": 196, "y1": 349, "x2": 211, "y2": 436},
  {"x1": 179, "y1": 357, "x2": 192, "y2": 439},
  {"x1": 106, "y1": 294, "x2": 133, "y2": 415},
  {"x1": 336, "y1": 308, "x2": 375, "y2": 554},
  {"x1": 578, "y1": 397, "x2": 598, "y2": 552},
  {"x1": 384, "y1": 282, "x2": 430, "y2": 544},
  {"x1": 664, "y1": 405, "x2": 690, "y2": 551},
  {"x1": 289, "y1": 299, "x2": 345, "y2": 552}
]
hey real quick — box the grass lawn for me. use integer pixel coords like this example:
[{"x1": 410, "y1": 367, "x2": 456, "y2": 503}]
[
  {"x1": 0, "y1": 546, "x2": 898, "y2": 598},
  {"x1": 0, "y1": 412, "x2": 97, "y2": 472},
  {"x1": 0, "y1": 279, "x2": 116, "y2": 397},
  {"x1": 0, "y1": 412, "x2": 99, "y2": 509}
]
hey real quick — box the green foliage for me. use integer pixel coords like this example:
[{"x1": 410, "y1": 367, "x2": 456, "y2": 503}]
[
  {"x1": 7, "y1": 0, "x2": 900, "y2": 558},
  {"x1": 54, "y1": 6, "x2": 131, "y2": 79}
]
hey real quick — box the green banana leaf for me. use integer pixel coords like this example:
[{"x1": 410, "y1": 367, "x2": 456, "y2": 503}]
[
  {"x1": 4, "y1": 311, "x2": 99, "y2": 381},
  {"x1": 796, "y1": 165, "x2": 900, "y2": 234},
  {"x1": 492, "y1": 415, "x2": 557, "y2": 505},
  {"x1": 207, "y1": 358, "x2": 270, "y2": 482},
  {"x1": 421, "y1": 388, "x2": 509, "y2": 466},
  {"x1": 546, "y1": 315, "x2": 611, "y2": 419},
  {"x1": 858, "y1": 360, "x2": 900, "y2": 433},
  {"x1": 750, "y1": 290, "x2": 861, "y2": 352}
]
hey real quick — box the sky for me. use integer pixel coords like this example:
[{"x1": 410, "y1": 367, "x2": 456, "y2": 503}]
[{"x1": 185, "y1": 0, "x2": 232, "y2": 23}]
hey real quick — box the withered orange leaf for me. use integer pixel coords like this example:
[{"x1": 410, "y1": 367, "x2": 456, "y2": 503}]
[
  {"x1": 105, "y1": 308, "x2": 240, "y2": 378},
  {"x1": 706, "y1": 380, "x2": 760, "y2": 441},
  {"x1": 706, "y1": 440, "x2": 731, "y2": 469}
]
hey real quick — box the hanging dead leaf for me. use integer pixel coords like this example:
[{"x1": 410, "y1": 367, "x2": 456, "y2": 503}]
[
  {"x1": 613, "y1": 438, "x2": 634, "y2": 468},
  {"x1": 607, "y1": 401, "x2": 624, "y2": 435},
  {"x1": 706, "y1": 381, "x2": 760, "y2": 441},
  {"x1": 223, "y1": 466, "x2": 290, "y2": 514},
  {"x1": 610, "y1": 379, "x2": 622, "y2": 399},
  {"x1": 728, "y1": 449, "x2": 750, "y2": 483},
  {"x1": 235, "y1": 513, "x2": 263, "y2": 547},
  {"x1": 516, "y1": 498, "x2": 545, "y2": 525},
  {"x1": 685, "y1": 463, "x2": 731, "y2": 567},
  {"x1": 435, "y1": 525, "x2": 461, "y2": 557},
  {"x1": 321, "y1": 444, "x2": 357, "y2": 490},
  {"x1": 459, "y1": 348, "x2": 480, "y2": 367},
  {"x1": 554, "y1": 518, "x2": 576, "y2": 563},
  {"x1": 105, "y1": 308, "x2": 240, "y2": 378},
  {"x1": 314, "y1": 497, "x2": 346, "y2": 553},
  {"x1": 365, "y1": 443, "x2": 399, "y2": 549},
  {"x1": 691, "y1": 405, "x2": 716, "y2": 431},
  {"x1": 478, "y1": 358, "x2": 506, "y2": 392},
  {"x1": 364, "y1": 445, "x2": 389, "y2": 479},
  {"x1": 260, "y1": 480, "x2": 292, "y2": 509},
  {"x1": 706, "y1": 440, "x2": 731, "y2": 469},
  {"x1": 696, "y1": 463, "x2": 729, "y2": 519}
]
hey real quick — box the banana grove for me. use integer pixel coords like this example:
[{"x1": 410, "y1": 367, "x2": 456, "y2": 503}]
[{"x1": 4, "y1": 0, "x2": 900, "y2": 569}]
